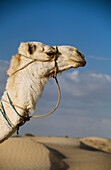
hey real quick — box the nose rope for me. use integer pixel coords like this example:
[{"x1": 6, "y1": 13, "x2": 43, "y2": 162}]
[{"x1": 0, "y1": 46, "x2": 61, "y2": 133}]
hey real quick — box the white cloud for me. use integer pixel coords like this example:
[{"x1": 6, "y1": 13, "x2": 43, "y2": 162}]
[
  {"x1": 68, "y1": 70, "x2": 80, "y2": 82},
  {"x1": 59, "y1": 70, "x2": 111, "y2": 103},
  {"x1": 88, "y1": 56, "x2": 111, "y2": 61},
  {"x1": 91, "y1": 73, "x2": 111, "y2": 82}
]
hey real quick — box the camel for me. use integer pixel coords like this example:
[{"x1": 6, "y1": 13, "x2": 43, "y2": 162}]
[{"x1": 0, "y1": 42, "x2": 86, "y2": 143}]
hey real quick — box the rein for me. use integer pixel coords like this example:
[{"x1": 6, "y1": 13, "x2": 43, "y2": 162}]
[{"x1": 0, "y1": 46, "x2": 61, "y2": 132}]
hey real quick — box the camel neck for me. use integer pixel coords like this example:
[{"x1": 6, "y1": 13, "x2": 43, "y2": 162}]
[{"x1": 5, "y1": 70, "x2": 48, "y2": 114}]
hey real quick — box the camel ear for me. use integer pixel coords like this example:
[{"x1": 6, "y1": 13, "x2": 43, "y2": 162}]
[
  {"x1": 18, "y1": 42, "x2": 29, "y2": 56},
  {"x1": 18, "y1": 43, "x2": 29, "y2": 55},
  {"x1": 18, "y1": 42, "x2": 37, "y2": 56},
  {"x1": 27, "y1": 43, "x2": 36, "y2": 54},
  {"x1": 7, "y1": 55, "x2": 21, "y2": 76}
]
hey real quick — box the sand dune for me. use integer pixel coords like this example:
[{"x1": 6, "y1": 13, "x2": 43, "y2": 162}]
[
  {"x1": 80, "y1": 137, "x2": 111, "y2": 153},
  {"x1": 0, "y1": 137, "x2": 51, "y2": 170},
  {"x1": 0, "y1": 136, "x2": 111, "y2": 170}
]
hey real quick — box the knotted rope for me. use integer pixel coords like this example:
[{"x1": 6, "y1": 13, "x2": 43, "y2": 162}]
[{"x1": 0, "y1": 46, "x2": 61, "y2": 133}]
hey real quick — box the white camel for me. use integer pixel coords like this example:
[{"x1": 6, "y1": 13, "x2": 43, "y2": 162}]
[{"x1": 0, "y1": 42, "x2": 86, "y2": 143}]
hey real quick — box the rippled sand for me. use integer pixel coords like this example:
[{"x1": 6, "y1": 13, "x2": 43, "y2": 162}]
[{"x1": 0, "y1": 136, "x2": 111, "y2": 170}]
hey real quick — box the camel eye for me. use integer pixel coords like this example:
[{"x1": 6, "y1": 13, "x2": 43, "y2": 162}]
[{"x1": 46, "y1": 52, "x2": 54, "y2": 57}]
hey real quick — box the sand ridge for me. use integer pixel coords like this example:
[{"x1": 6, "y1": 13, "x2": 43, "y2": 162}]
[{"x1": 80, "y1": 137, "x2": 111, "y2": 153}]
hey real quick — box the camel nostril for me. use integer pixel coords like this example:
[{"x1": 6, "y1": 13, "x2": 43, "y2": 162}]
[
  {"x1": 80, "y1": 53, "x2": 85, "y2": 59},
  {"x1": 77, "y1": 51, "x2": 85, "y2": 59},
  {"x1": 81, "y1": 53, "x2": 85, "y2": 58}
]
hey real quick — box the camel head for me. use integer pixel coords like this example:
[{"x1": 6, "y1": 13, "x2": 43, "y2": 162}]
[
  {"x1": 7, "y1": 42, "x2": 86, "y2": 78},
  {"x1": 53, "y1": 45, "x2": 86, "y2": 73}
]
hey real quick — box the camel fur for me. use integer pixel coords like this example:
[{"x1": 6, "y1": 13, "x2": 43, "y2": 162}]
[{"x1": 0, "y1": 42, "x2": 86, "y2": 143}]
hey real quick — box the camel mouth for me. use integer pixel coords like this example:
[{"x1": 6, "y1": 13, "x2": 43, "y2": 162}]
[
  {"x1": 80, "y1": 60, "x2": 86, "y2": 67},
  {"x1": 69, "y1": 58, "x2": 86, "y2": 68},
  {"x1": 45, "y1": 58, "x2": 86, "y2": 77}
]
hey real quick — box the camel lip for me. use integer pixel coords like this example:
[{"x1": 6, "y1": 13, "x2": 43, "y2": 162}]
[
  {"x1": 81, "y1": 60, "x2": 86, "y2": 67},
  {"x1": 69, "y1": 58, "x2": 86, "y2": 67}
]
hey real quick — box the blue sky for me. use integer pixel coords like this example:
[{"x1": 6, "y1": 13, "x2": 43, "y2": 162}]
[{"x1": 0, "y1": 0, "x2": 111, "y2": 138}]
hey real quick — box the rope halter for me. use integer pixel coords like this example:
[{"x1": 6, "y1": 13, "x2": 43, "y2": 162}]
[{"x1": 0, "y1": 46, "x2": 61, "y2": 133}]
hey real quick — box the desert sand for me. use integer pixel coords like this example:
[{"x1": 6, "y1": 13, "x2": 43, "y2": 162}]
[{"x1": 0, "y1": 136, "x2": 111, "y2": 170}]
